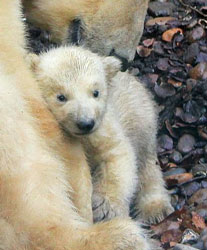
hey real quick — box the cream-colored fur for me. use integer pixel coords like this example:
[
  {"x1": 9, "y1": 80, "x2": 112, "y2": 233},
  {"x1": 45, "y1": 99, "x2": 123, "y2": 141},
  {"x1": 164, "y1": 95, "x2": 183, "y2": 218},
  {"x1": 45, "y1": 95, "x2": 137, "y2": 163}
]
[
  {"x1": 0, "y1": 0, "x2": 158, "y2": 249},
  {"x1": 22, "y1": 0, "x2": 149, "y2": 61},
  {"x1": 109, "y1": 72, "x2": 174, "y2": 223},
  {"x1": 28, "y1": 46, "x2": 173, "y2": 225}
]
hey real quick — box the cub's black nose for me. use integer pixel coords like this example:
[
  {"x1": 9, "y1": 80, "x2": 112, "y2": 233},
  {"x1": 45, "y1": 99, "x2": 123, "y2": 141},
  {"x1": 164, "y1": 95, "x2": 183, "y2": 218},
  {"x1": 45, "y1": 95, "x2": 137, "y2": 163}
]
[{"x1": 76, "y1": 119, "x2": 95, "y2": 133}]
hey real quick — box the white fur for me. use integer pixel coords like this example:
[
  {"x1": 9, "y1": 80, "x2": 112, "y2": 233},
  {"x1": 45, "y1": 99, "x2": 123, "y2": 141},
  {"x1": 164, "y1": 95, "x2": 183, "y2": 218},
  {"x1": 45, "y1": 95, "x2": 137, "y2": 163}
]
[
  {"x1": 30, "y1": 46, "x2": 173, "y2": 225},
  {"x1": 0, "y1": 1, "x2": 159, "y2": 249},
  {"x1": 23, "y1": 0, "x2": 149, "y2": 61}
]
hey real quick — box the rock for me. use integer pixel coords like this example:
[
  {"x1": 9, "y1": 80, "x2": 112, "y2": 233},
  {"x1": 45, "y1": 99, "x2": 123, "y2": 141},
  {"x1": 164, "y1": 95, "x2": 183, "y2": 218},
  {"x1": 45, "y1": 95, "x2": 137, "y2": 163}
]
[
  {"x1": 183, "y1": 182, "x2": 200, "y2": 197},
  {"x1": 204, "y1": 145, "x2": 207, "y2": 157},
  {"x1": 157, "y1": 58, "x2": 169, "y2": 71},
  {"x1": 171, "y1": 194, "x2": 179, "y2": 208},
  {"x1": 178, "y1": 134, "x2": 196, "y2": 154},
  {"x1": 196, "y1": 52, "x2": 207, "y2": 64},
  {"x1": 153, "y1": 41, "x2": 165, "y2": 55},
  {"x1": 181, "y1": 228, "x2": 200, "y2": 244},
  {"x1": 154, "y1": 83, "x2": 176, "y2": 98},
  {"x1": 169, "y1": 151, "x2": 183, "y2": 164},
  {"x1": 196, "y1": 201, "x2": 207, "y2": 220},
  {"x1": 186, "y1": 79, "x2": 197, "y2": 92},
  {"x1": 200, "y1": 228, "x2": 207, "y2": 249},
  {"x1": 148, "y1": 2, "x2": 176, "y2": 17},
  {"x1": 192, "y1": 164, "x2": 207, "y2": 177},
  {"x1": 183, "y1": 100, "x2": 201, "y2": 124},
  {"x1": 198, "y1": 126, "x2": 207, "y2": 140},
  {"x1": 187, "y1": 26, "x2": 206, "y2": 43},
  {"x1": 158, "y1": 134, "x2": 173, "y2": 153},
  {"x1": 192, "y1": 240, "x2": 204, "y2": 250},
  {"x1": 173, "y1": 243, "x2": 198, "y2": 250},
  {"x1": 201, "y1": 180, "x2": 207, "y2": 188},
  {"x1": 188, "y1": 188, "x2": 207, "y2": 205},
  {"x1": 201, "y1": 6, "x2": 207, "y2": 14},
  {"x1": 146, "y1": 73, "x2": 158, "y2": 86},
  {"x1": 159, "y1": 157, "x2": 169, "y2": 167},
  {"x1": 189, "y1": 62, "x2": 207, "y2": 80},
  {"x1": 164, "y1": 167, "x2": 186, "y2": 177},
  {"x1": 175, "y1": 107, "x2": 185, "y2": 121},
  {"x1": 184, "y1": 43, "x2": 200, "y2": 64}
]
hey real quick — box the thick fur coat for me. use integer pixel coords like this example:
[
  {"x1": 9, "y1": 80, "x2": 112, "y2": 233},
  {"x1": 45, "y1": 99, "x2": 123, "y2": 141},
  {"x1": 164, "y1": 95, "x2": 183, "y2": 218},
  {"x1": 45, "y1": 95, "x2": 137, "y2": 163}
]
[
  {"x1": 0, "y1": 1, "x2": 158, "y2": 249},
  {"x1": 28, "y1": 46, "x2": 173, "y2": 225},
  {"x1": 23, "y1": 0, "x2": 149, "y2": 62}
]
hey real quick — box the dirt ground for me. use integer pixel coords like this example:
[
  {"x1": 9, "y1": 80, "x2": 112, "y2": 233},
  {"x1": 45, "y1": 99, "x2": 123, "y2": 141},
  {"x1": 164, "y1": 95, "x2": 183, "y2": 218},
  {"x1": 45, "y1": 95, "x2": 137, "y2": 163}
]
[{"x1": 26, "y1": 0, "x2": 207, "y2": 249}]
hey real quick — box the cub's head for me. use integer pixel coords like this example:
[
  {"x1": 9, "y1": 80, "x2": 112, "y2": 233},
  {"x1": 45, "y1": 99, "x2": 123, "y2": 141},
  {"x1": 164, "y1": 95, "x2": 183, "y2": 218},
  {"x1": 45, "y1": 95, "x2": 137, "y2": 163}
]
[{"x1": 29, "y1": 47, "x2": 121, "y2": 136}]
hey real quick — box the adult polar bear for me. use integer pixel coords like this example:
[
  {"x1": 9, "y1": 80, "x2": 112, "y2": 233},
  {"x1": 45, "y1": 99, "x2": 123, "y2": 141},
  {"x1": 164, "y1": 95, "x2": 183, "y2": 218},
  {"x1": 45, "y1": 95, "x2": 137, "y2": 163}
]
[
  {"x1": 0, "y1": 0, "x2": 156, "y2": 249},
  {"x1": 23, "y1": 0, "x2": 149, "y2": 63}
]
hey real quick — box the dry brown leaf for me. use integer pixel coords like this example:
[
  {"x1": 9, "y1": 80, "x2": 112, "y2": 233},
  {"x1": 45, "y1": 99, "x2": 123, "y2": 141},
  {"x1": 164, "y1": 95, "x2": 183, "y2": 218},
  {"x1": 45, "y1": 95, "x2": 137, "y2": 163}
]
[
  {"x1": 136, "y1": 45, "x2": 152, "y2": 57},
  {"x1": 168, "y1": 79, "x2": 182, "y2": 88},
  {"x1": 192, "y1": 212, "x2": 206, "y2": 231},
  {"x1": 143, "y1": 38, "x2": 155, "y2": 47},
  {"x1": 189, "y1": 62, "x2": 207, "y2": 80},
  {"x1": 161, "y1": 229, "x2": 182, "y2": 244},
  {"x1": 165, "y1": 173, "x2": 193, "y2": 187},
  {"x1": 167, "y1": 163, "x2": 177, "y2": 168},
  {"x1": 170, "y1": 242, "x2": 177, "y2": 247},
  {"x1": 162, "y1": 28, "x2": 183, "y2": 42},
  {"x1": 151, "y1": 221, "x2": 181, "y2": 235},
  {"x1": 146, "y1": 17, "x2": 177, "y2": 26}
]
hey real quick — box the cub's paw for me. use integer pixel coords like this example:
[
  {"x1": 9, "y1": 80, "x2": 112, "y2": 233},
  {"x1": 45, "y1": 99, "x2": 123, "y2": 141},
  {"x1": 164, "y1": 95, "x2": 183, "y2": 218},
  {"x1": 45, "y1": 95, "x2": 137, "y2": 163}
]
[
  {"x1": 92, "y1": 193, "x2": 129, "y2": 223},
  {"x1": 138, "y1": 195, "x2": 174, "y2": 224},
  {"x1": 106, "y1": 219, "x2": 163, "y2": 250}
]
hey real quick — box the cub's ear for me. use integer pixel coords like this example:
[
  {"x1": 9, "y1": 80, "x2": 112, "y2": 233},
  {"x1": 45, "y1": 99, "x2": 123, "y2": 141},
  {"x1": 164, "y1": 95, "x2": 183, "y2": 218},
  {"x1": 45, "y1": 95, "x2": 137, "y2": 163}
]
[
  {"x1": 102, "y1": 56, "x2": 121, "y2": 81},
  {"x1": 25, "y1": 53, "x2": 40, "y2": 72}
]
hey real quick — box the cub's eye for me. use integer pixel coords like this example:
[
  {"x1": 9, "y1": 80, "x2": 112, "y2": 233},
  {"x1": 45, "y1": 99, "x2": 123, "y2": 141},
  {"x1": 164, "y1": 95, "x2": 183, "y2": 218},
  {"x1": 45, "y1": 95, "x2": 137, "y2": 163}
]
[
  {"x1": 57, "y1": 94, "x2": 67, "y2": 102},
  {"x1": 93, "y1": 90, "x2": 99, "y2": 98}
]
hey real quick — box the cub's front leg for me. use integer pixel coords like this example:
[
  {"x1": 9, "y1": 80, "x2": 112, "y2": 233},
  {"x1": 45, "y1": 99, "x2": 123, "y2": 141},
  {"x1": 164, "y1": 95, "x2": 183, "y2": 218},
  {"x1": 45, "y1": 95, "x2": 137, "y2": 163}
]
[{"x1": 84, "y1": 108, "x2": 138, "y2": 222}]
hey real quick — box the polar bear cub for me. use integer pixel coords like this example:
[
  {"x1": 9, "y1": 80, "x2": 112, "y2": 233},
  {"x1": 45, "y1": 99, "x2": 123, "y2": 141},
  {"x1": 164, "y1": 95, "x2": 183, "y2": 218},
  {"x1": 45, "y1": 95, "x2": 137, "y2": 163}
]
[{"x1": 29, "y1": 46, "x2": 173, "y2": 223}]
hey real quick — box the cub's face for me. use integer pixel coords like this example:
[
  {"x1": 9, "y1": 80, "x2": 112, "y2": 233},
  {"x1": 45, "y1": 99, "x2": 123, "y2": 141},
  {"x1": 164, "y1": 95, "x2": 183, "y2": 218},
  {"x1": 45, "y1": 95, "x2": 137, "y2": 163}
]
[{"x1": 32, "y1": 47, "x2": 120, "y2": 136}]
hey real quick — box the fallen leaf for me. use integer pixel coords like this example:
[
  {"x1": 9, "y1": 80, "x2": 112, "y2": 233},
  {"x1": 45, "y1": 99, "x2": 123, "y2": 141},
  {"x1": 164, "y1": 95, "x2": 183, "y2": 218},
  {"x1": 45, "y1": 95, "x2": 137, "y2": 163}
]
[
  {"x1": 152, "y1": 221, "x2": 181, "y2": 235},
  {"x1": 189, "y1": 62, "x2": 207, "y2": 80},
  {"x1": 168, "y1": 79, "x2": 182, "y2": 87},
  {"x1": 136, "y1": 45, "x2": 152, "y2": 57},
  {"x1": 154, "y1": 83, "x2": 176, "y2": 98},
  {"x1": 167, "y1": 162, "x2": 177, "y2": 168},
  {"x1": 192, "y1": 212, "x2": 206, "y2": 231},
  {"x1": 188, "y1": 188, "x2": 207, "y2": 206},
  {"x1": 161, "y1": 229, "x2": 182, "y2": 244},
  {"x1": 146, "y1": 17, "x2": 177, "y2": 26},
  {"x1": 162, "y1": 28, "x2": 183, "y2": 42},
  {"x1": 143, "y1": 38, "x2": 155, "y2": 47},
  {"x1": 165, "y1": 173, "x2": 193, "y2": 187},
  {"x1": 170, "y1": 242, "x2": 177, "y2": 247}
]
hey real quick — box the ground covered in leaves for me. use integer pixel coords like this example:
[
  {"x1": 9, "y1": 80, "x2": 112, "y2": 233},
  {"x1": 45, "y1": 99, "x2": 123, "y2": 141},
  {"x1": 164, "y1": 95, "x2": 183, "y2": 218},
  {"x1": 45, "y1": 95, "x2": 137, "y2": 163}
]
[
  {"x1": 133, "y1": 0, "x2": 207, "y2": 249},
  {"x1": 26, "y1": 0, "x2": 207, "y2": 249}
]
